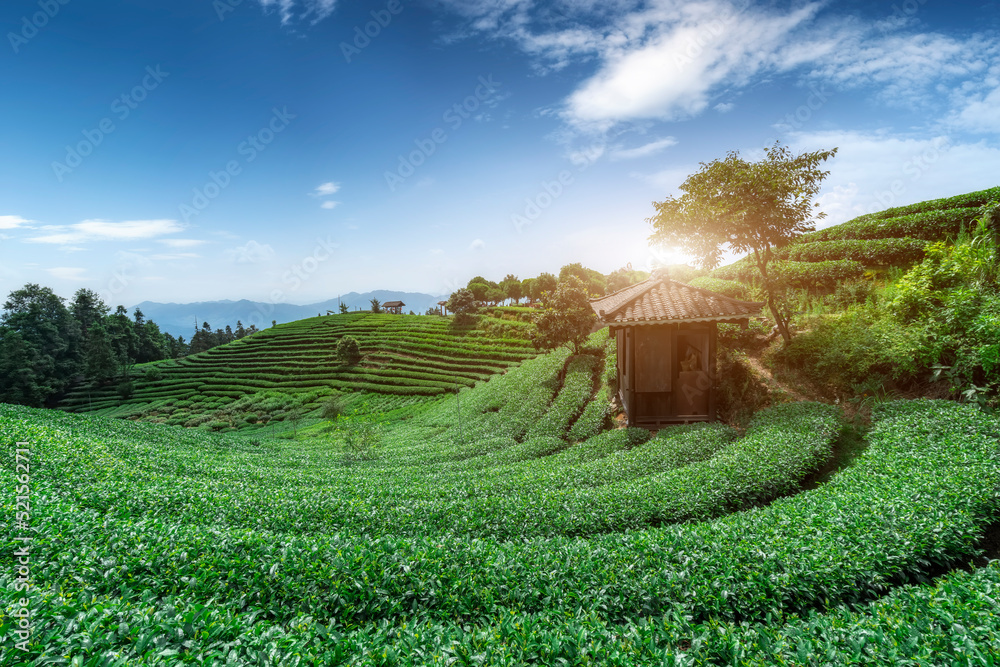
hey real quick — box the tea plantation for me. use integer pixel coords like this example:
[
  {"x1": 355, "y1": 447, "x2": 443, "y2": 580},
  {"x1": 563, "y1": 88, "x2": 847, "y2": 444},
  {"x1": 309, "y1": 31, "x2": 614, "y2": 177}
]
[
  {"x1": 707, "y1": 185, "x2": 1000, "y2": 290},
  {"x1": 57, "y1": 313, "x2": 537, "y2": 430},
  {"x1": 3, "y1": 328, "x2": 1000, "y2": 664}
]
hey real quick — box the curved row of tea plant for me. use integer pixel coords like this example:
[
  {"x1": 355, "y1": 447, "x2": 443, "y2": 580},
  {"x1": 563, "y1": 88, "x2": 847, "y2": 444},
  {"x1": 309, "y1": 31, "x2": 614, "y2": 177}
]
[
  {"x1": 58, "y1": 313, "x2": 539, "y2": 426},
  {"x1": 775, "y1": 237, "x2": 929, "y2": 266},
  {"x1": 5, "y1": 559, "x2": 1000, "y2": 665},
  {"x1": 805, "y1": 206, "x2": 982, "y2": 243},
  {"x1": 713, "y1": 258, "x2": 865, "y2": 289},
  {"x1": 3, "y1": 398, "x2": 996, "y2": 659}
]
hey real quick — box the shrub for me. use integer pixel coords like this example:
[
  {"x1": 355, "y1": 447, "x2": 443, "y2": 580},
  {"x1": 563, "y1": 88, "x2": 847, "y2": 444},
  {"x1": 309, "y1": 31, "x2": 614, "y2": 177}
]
[
  {"x1": 774, "y1": 310, "x2": 891, "y2": 396},
  {"x1": 321, "y1": 394, "x2": 347, "y2": 420},
  {"x1": 336, "y1": 335, "x2": 362, "y2": 365},
  {"x1": 116, "y1": 380, "x2": 135, "y2": 400}
]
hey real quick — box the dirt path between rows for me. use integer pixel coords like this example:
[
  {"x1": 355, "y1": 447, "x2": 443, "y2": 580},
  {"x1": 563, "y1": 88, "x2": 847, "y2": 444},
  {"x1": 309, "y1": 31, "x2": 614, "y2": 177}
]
[{"x1": 741, "y1": 354, "x2": 813, "y2": 403}]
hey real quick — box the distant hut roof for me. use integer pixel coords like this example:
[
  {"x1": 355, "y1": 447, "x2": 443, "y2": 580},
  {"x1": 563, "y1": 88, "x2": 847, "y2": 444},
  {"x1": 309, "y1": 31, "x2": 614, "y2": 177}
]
[
  {"x1": 382, "y1": 300, "x2": 405, "y2": 307},
  {"x1": 437, "y1": 301, "x2": 448, "y2": 306},
  {"x1": 590, "y1": 275, "x2": 762, "y2": 326}
]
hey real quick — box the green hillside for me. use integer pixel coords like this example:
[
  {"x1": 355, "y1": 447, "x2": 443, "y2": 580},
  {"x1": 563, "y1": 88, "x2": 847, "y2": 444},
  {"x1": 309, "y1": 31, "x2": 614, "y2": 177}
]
[
  {"x1": 709, "y1": 185, "x2": 1000, "y2": 288},
  {"x1": 58, "y1": 312, "x2": 538, "y2": 428},
  {"x1": 3, "y1": 340, "x2": 999, "y2": 663}
]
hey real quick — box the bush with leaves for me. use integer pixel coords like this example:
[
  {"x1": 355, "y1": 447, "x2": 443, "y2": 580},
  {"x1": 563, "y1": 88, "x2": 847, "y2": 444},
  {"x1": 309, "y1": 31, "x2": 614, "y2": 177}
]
[
  {"x1": 334, "y1": 405, "x2": 384, "y2": 460},
  {"x1": 336, "y1": 335, "x2": 362, "y2": 365}
]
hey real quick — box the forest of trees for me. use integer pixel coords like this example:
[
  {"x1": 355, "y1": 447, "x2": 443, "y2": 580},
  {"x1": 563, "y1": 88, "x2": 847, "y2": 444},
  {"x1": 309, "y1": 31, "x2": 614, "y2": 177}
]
[
  {"x1": 460, "y1": 263, "x2": 651, "y2": 307},
  {"x1": 0, "y1": 284, "x2": 259, "y2": 407}
]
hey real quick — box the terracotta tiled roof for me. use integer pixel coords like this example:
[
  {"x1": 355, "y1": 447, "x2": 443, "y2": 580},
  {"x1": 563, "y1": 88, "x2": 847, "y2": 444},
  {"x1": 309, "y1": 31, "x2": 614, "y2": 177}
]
[
  {"x1": 590, "y1": 278, "x2": 763, "y2": 325},
  {"x1": 382, "y1": 301, "x2": 405, "y2": 307}
]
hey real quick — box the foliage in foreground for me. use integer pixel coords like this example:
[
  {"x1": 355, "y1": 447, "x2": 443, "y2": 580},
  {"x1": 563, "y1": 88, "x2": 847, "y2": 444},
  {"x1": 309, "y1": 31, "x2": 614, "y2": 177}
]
[{"x1": 2, "y1": 393, "x2": 998, "y2": 664}]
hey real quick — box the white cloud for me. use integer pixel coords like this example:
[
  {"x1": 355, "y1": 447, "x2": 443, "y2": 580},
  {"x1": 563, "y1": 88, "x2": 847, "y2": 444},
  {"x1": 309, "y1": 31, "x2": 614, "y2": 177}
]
[
  {"x1": 0, "y1": 215, "x2": 32, "y2": 230},
  {"x1": 158, "y1": 238, "x2": 207, "y2": 248},
  {"x1": 950, "y1": 84, "x2": 1000, "y2": 134},
  {"x1": 150, "y1": 253, "x2": 201, "y2": 261},
  {"x1": 26, "y1": 219, "x2": 183, "y2": 245},
  {"x1": 46, "y1": 267, "x2": 87, "y2": 281},
  {"x1": 788, "y1": 130, "x2": 1000, "y2": 223},
  {"x1": 469, "y1": 238, "x2": 486, "y2": 251},
  {"x1": 320, "y1": 200, "x2": 339, "y2": 210},
  {"x1": 435, "y1": 0, "x2": 1000, "y2": 140},
  {"x1": 805, "y1": 32, "x2": 997, "y2": 106},
  {"x1": 313, "y1": 181, "x2": 341, "y2": 196},
  {"x1": 563, "y1": 2, "x2": 822, "y2": 128},
  {"x1": 629, "y1": 165, "x2": 693, "y2": 193},
  {"x1": 226, "y1": 240, "x2": 275, "y2": 264},
  {"x1": 610, "y1": 136, "x2": 677, "y2": 160}
]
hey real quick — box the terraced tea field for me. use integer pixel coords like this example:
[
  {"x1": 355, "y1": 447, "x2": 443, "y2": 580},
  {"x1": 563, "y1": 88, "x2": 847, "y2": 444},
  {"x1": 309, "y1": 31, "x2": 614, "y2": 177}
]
[
  {"x1": 58, "y1": 313, "x2": 537, "y2": 429},
  {"x1": 3, "y1": 334, "x2": 999, "y2": 664},
  {"x1": 707, "y1": 184, "x2": 1000, "y2": 290}
]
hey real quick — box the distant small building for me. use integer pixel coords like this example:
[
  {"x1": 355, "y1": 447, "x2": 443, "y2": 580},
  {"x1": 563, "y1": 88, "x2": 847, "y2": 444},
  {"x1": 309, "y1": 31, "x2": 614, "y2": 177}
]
[
  {"x1": 383, "y1": 300, "x2": 405, "y2": 315},
  {"x1": 590, "y1": 273, "x2": 762, "y2": 427},
  {"x1": 437, "y1": 300, "x2": 449, "y2": 316}
]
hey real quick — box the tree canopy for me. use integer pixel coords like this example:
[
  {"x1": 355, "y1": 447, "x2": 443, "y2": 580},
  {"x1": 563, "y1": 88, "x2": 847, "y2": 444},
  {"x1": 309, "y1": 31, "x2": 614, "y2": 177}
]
[
  {"x1": 647, "y1": 142, "x2": 837, "y2": 343},
  {"x1": 530, "y1": 276, "x2": 597, "y2": 354}
]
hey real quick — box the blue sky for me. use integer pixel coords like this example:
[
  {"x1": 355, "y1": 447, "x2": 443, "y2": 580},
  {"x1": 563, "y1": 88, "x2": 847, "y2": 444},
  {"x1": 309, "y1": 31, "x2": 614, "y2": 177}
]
[{"x1": 2, "y1": 0, "x2": 999, "y2": 308}]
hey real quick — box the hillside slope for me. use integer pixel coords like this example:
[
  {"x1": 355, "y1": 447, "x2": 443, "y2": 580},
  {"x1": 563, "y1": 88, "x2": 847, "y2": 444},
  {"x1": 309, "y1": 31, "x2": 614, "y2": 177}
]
[
  {"x1": 710, "y1": 185, "x2": 999, "y2": 288},
  {"x1": 59, "y1": 312, "x2": 538, "y2": 426}
]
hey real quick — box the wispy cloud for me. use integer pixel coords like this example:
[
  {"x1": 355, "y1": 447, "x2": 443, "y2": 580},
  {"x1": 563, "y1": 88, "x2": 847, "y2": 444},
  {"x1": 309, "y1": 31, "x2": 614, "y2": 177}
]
[
  {"x1": 225, "y1": 240, "x2": 275, "y2": 264},
  {"x1": 313, "y1": 181, "x2": 341, "y2": 196},
  {"x1": 0, "y1": 215, "x2": 33, "y2": 230},
  {"x1": 320, "y1": 201, "x2": 339, "y2": 210},
  {"x1": 434, "y1": 0, "x2": 1000, "y2": 138},
  {"x1": 46, "y1": 267, "x2": 87, "y2": 281},
  {"x1": 158, "y1": 238, "x2": 208, "y2": 248},
  {"x1": 26, "y1": 219, "x2": 183, "y2": 245},
  {"x1": 610, "y1": 137, "x2": 677, "y2": 160}
]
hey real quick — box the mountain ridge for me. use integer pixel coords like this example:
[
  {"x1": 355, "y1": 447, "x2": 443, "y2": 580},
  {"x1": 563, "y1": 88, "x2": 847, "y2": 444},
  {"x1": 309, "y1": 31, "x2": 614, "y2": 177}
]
[{"x1": 132, "y1": 290, "x2": 448, "y2": 338}]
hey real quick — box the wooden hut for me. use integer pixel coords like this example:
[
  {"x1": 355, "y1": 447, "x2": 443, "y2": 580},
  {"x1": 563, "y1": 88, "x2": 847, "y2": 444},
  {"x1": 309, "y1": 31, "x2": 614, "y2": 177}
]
[
  {"x1": 437, "y1": 300, "x2": 449, "y2": 316},
  {"x1": 383, "y1": 300, "x2": 405, "y2": 315},
  {"x1": 590, "y1": 273, "x2": 762, "y2": 427}
]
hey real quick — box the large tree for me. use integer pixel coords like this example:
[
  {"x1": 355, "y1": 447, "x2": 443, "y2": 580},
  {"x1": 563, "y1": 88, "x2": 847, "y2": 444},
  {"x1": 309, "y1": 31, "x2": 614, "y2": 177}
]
[
  {"x1": 530, "y1": 276, "x2": 597, "y2": 354},
  {"x1": 647, "y1": 142, "x2": 837, "y2": 344},
  {"x1": 559, "y1": 263, "x2": 606, "y2": 297},
  {"x1": 1, "y1": 284, "x2": 82, "y2": 404},
  {"x1": 501, "y1": 274, "x2": 522, "y2": 304},
  {"x1": 70, "y1": 288, "x2": 110, "y2": 338},
  {"x1": 445, "y1": 288, "x2": 478, "y2": 323},
  {"x1": 533, "y1": 272, "x2": 557, "y2": 301}
]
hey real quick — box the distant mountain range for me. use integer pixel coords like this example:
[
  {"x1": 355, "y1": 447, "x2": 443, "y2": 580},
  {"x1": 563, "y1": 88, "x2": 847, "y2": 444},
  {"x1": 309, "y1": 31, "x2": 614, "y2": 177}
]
[{"x1": 132, "y1": 290, "x2": 448, "y2": 338}]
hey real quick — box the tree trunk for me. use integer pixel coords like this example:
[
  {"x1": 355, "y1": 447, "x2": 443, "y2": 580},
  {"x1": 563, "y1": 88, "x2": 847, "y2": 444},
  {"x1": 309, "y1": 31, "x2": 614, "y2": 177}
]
[
  {"x1": 754, "y1": 249, "x2": 792, "y2": 346},
  {"x1": 766, "y1": 293, "x2": 792, "y2": 345}
]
